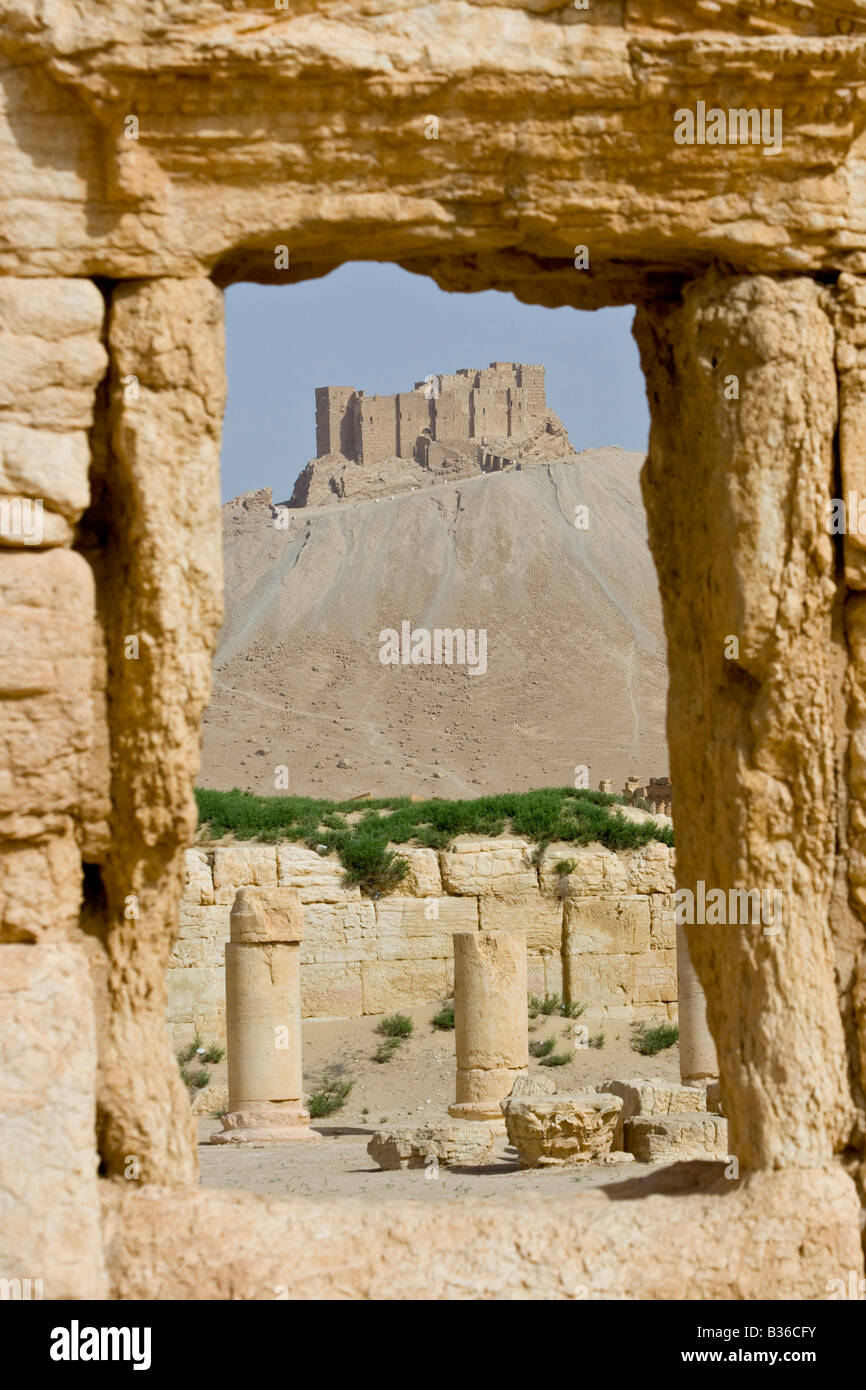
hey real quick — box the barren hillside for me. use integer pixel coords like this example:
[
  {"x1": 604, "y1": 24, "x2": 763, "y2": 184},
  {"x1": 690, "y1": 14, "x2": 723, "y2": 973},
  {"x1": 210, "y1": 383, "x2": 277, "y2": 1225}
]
[{"x1": 199, "y1": 449, "x2": 668, "y2": 797}]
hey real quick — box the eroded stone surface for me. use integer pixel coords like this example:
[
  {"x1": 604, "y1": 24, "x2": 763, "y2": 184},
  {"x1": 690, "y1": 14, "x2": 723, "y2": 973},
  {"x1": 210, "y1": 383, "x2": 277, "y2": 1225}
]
[
  {"x1": 626, "y1": 1113, "x2": 729, "y2": 1163},
  {"x1": 0, "y1": 944, "x2": 106, "y2": 1298},
  {"x1": 502, "y1": 1092, "x2": 622, "y2": 1168},
  {"x1": 367, "y1": 1122, "x2": 500, "y2": 1171}
]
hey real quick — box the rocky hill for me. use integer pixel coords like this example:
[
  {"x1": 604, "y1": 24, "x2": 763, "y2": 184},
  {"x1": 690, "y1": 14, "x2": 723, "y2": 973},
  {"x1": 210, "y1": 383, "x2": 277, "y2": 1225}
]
[{"x1": 199, "y1": 448, "x2": 668, "y2": 798}]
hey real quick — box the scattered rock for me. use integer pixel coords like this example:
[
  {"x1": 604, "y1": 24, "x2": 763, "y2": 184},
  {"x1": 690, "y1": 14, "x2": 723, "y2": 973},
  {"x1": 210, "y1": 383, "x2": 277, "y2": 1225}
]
[
  {"x1": 625, "y1": 1112, "x2": 728, "y2": 1162},
  {"x1": 367, "y1": 1122, "x2": 500, "y2": 1170}
]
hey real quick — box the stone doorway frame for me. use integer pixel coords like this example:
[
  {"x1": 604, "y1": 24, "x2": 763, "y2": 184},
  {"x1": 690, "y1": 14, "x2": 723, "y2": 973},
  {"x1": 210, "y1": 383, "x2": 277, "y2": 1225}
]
[{"x1": 3, "y1": 3, "x2": 866, "y2": 1297}]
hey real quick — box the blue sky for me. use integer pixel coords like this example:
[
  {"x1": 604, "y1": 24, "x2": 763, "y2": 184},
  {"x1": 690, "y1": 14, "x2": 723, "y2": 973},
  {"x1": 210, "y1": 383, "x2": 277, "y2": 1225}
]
[{"x1": 221, "y1": 262, "x2": 650, "y2": 503}]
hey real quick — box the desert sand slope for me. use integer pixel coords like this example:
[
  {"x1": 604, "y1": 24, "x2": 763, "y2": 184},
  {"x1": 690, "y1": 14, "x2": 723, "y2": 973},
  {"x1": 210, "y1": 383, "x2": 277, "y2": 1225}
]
[{"x1": 200, "y1": 448, "x2": 668, "y2": 797}]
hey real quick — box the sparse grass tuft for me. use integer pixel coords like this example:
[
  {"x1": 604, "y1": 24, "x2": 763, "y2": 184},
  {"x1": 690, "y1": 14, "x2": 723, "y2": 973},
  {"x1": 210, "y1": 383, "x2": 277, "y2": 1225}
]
[
  {"x1": 560, "y1": 1000, "x2": 585, "y2": 1019},
  {"x1": 553, "y1": 858, "x2": 577, "y2": 876},
  {"x1": 632, "y1": 1022, "x2": 679, "y2": 1056},
  {"x1": 307, "y1": 1073, "x2": 354, "y2": 1117},
  {"x1": 589, "y1": 1032, "x2": 605, "y2": 1049},
  {"x1": 374, "y1": 1039, "x2": 401, "y2": 1063},
  {"x1": 378, "y1": 1013, "x2": 414, "y2": 1039},
  {"x1": 539, "y1": 1051, "x2": 573, "y2": 1067},
  {"x1": 529, "y1": 1038, "x2": 555, "y2": 1058},
  {"x1": 432, "y1": 1004, "x2": 455, "y2": 1030},
  {"x1": 201, "y1": 1043, "x2": 225, "y2": 1064}
]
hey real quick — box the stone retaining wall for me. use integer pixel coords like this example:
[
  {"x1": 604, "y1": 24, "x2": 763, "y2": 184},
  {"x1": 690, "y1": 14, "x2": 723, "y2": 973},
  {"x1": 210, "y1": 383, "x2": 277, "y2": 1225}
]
[{"x1": 168, "y1": 837, "x2": 677, "y2": 1044}]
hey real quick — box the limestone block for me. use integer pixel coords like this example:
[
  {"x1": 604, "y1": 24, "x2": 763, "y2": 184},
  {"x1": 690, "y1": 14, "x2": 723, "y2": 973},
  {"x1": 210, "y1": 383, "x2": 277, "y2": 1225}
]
[
  {"x1": 563, "y1": 896, "x2": 650, "y2": 955},
  {"x1": 479, "y1": 890, "x2": 563, "y2": 950},
  {"x1": 0, "y1": 830, "x2": 82, "y2": 941},
  {"x1": 440, "y1": 837, "x2": 536, "y2": 895},
  {"x1": 506, "y1": 1073, "x2": 557, "y2": 1099},
  {"x1": 230, "y1": 887, "x2": 303, "y2": 944},
  {"x1": 649, "y1": 892, "x2": 676, "y2": 949},
  {"x1": 562, "y1": 952, "x2": 635, "y2": 1013},
  {"x1": 390, "y1": 845, "x2": 442, "y2": 897},
  {"x1": 632, "y1": 948, "x2": 677, "y2": 1004},
  {"x1": 539, "y1": 845, "x2": 627, "y2": 896},
  {"x1": 526, "y1": 951, "x2": 545, "y2": 997},
  {"x1": 625, "y1": 841, "x2": 675, "y2": 894},
  {"x1": 626, "y1": 1112, "x2": 729, "y2": 1163},
  {"x1": 602, "y1": 1077, "x2": 707, "y2": 1147},
  {"x1": 367, "y1": 1122, "x2": 500, "y2": 1170},
  {"x1": 276, "y1": 844, "x2": 359, "y2": 902},
  {"x1": 212, "y1": 846, "x2": 278, "y2": 903},
  {"x1": 0, "y1": 548, "x2": 97, "y2": 821},
  {"x1": 362, "y1": 959, "x2": 450, "y2": 1015},
  {"x1": 374, "y1": 894, "x2": 477, "y2": 960},
  {"x1": 502, "y1": 1092, "x2": 623, "y2": 1167},
  {"x1": 301, "y1": 963, "x2": 363, "y2": 1019},
  {"x1": 170, "y1": 906, "x2": 231, "y2": 970},
  {"x1": 0, "y1": 943, "x2": 106, "y2": 1298},
  {"x1": 300, "y1": 900, "x2": 376, "y2": 965},
  {"x1": 184, "y1": 848, "x2": 214, "y2": 905},
  {"x1": 543, "y1": 950, "x2": 563, "y2": 998},
  {"x1": 0, "y1": 278, "x2": 107, "y2": 432},
  {"x1": 166, "y1": 967, "x2": 227, "y2": 1043}
]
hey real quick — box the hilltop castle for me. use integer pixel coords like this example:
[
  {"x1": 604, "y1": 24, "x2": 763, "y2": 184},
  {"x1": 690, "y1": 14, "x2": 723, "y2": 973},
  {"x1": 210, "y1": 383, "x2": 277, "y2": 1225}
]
[
  {"x1": 290, "y1": 362, "x2": 576, "y2": 507},
  {"x1": 315, "y1": 362, "x2": 547, "y2": 468}
]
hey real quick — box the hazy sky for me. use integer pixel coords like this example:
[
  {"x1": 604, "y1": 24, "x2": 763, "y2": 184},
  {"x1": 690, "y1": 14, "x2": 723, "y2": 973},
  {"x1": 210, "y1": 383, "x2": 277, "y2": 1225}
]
[{"x1": 221, "y1": 262, "x2": 650, "y2": 503}]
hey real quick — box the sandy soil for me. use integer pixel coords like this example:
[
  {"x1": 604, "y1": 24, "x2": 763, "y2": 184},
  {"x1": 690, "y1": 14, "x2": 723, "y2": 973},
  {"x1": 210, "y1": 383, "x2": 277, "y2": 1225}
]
[
  {"x1": 200, "y1": 452, "x2": 668, "y2": 800},
  {"x1": 197, "y1": 1001, "x2": 681, "y2": 1201}
]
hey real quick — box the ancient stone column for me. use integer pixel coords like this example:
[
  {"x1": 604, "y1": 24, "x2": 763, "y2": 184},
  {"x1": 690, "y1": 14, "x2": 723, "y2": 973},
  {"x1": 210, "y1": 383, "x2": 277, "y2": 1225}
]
[
  {"x1": 675, "y1": 921, "x2": 717, "y2": 1085},
  {"x1": 634, "y1": 272, "x2": 852, "y2": 1170},
  {"x1": 213, "y1": 887, "x2": 321, "y2": 1143},
  {"x1": 448, "y1": 931, "x2": 528, "y2": 1121}
]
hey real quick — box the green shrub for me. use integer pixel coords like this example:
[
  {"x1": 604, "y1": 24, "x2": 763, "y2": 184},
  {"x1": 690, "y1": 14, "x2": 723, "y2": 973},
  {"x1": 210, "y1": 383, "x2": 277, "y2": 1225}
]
[
  {"x1": 529, "y1": 1038, "x2": 555, "y2": 1058},
  {"x1": 374, "y1": 1039, "x2": 401, "y2": 1063},
  {"x1": 527, "y1": 994, "x2": 543, "y2": 1019},
  {"x1": 539, "y1": 1051, "x2": 573, "y2": 1067},
  {"x1": 538, "y1": 993, "x2": 560, "y2": 1016},
  {"x1": 378, "y1": 1013, "x2": 414, "y2": 1038},
  {"x1": 560, "y1": 1001, "x2": 585, "y2": 1019},
  {"x1": 194, "y1": 787, "x2": 674, "y2": 865},
  {"x1": 553, "y1": 858, "x2": 577, "y2": 876},
  {"x1": 432, "y1": 1004, "x2": 455, "y2": 1030},
  {"x1": 589, "y1": 1032, "x2": 605, "y2": 1049},
  {"x1": 307, "y1": 1073, "x2": 354, "y2": 1117},
  {"x1": 202, "y1": 1043, "x2": 225, "y2": 1064},
  {"x1": 193, "y1": 1068, "x2": 211, "y2": 1089},
  {"x1": 632, "y1": 1022, "x2": 679, "y2": 1056},
  {"x1": 339, "y1": 838, "x2": 409, "y2": 896},
  {"x1": 177, "y1": 1036, "x2": 203, "y2": 1067}
]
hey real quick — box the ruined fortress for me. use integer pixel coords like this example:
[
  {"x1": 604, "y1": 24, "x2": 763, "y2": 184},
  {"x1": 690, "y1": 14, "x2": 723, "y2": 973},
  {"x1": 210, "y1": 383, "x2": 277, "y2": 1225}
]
[
  {"x1": 316, "y1": 361, "x2": 547, "y2": 467},
  {"x1": 291, "y1": 362, "x2": 575, "y2": 506}
]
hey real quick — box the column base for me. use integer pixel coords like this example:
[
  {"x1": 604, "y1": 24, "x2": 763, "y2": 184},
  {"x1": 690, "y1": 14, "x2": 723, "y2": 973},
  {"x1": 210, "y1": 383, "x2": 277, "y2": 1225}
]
[
  {"x1": 447, "y1": 1101, "x2": 507, "y2": 1125},
  {"x1": 211, "y1": 1100, "x2": 323, "y2": 1144}
]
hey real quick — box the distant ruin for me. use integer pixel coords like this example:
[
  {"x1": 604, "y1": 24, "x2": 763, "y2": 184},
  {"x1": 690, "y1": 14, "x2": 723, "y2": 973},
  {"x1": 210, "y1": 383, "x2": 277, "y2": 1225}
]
[{"x1": 290, "y1": 362, "x2": 577, "y2": 506}]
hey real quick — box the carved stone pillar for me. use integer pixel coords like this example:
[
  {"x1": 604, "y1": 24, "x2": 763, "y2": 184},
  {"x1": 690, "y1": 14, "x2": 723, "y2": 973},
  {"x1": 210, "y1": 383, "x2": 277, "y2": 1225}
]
[{"x1": 635, "y1": 272, "x2": 855, "y2": 1170}]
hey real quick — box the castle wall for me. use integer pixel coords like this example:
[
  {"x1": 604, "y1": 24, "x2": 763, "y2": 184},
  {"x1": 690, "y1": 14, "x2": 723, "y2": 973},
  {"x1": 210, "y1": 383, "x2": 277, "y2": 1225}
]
[
  {"x1": 396, "y1": 392, "x2": 432, "y2": 456},
  {"x1": 471, "y1": 386, "x2": 509, "y2": 440},
  {"x1": 355, "y1": 394, "x2": 398, "y2": 465},
  {"x1": 315, "y1": 385, "x2": 356, "y2": 458},
  {"x1": 434, "y1": 386, "x2": 472, "y2": 441}
]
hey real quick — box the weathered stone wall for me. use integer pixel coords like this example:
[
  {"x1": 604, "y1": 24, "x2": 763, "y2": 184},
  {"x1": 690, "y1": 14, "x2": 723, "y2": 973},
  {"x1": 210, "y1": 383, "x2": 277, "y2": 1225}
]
[{"x1": 168, "y1": 837, "x2": 677, "y2": 1043}]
